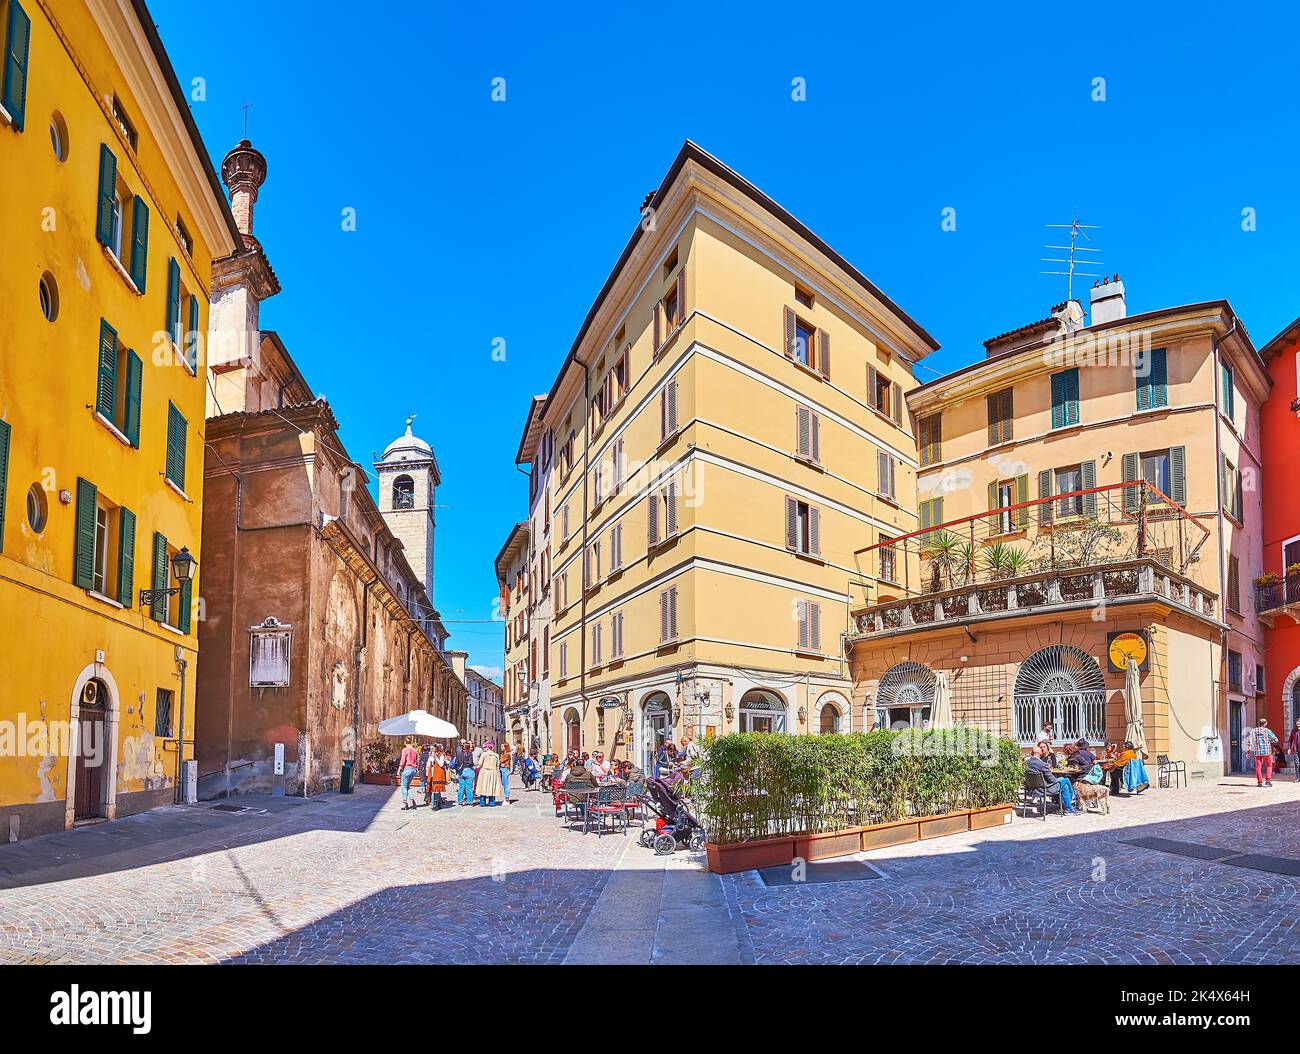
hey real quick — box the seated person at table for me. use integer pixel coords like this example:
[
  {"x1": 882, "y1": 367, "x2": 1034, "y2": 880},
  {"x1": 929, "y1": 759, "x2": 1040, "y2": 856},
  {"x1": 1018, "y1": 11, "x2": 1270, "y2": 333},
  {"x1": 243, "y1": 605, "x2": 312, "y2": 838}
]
[
  {"x1": 1070, "y1": 739, "x2": 1097, "y2": 773},
  {"x1": 1112, "y1": 741, "x2": 1150, "y2": 794},
  {"x1": 1027, "y1": 742, "x2": 1080, "y2": 814},
  {"x1": 563, "y1": 760, "x2": 596, "y2": 789}
]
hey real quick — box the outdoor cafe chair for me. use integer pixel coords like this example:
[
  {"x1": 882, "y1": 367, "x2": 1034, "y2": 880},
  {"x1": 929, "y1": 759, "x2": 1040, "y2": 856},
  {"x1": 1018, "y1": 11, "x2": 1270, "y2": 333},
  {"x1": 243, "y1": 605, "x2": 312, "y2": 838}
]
[
  {"x1": 620, "y1": 777, "x2": 647, "y2": 829},
  {"x1": 1018, "y1": 768, "x2": 1061, "y2": 820},
  {"x1": 1156, "y1": 754, "x2": 1186, "y2": 789},
  {"x1": 586, "y1": 784, "x2": 629, "y2": 838}
]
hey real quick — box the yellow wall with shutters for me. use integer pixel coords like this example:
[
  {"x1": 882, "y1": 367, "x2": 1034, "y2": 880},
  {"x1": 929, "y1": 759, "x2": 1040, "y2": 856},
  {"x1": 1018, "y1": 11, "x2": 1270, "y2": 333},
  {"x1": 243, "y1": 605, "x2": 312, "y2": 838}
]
[{"x1": 0, "y1": 2, "x2": 232, "y2": 836}]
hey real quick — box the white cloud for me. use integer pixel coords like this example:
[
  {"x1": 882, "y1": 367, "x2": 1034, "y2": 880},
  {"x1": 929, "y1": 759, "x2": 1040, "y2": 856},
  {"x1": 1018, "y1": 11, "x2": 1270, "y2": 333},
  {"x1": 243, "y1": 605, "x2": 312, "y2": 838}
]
[{"x1": 469, "y1": 664, "x2": 503, "y2": 683}]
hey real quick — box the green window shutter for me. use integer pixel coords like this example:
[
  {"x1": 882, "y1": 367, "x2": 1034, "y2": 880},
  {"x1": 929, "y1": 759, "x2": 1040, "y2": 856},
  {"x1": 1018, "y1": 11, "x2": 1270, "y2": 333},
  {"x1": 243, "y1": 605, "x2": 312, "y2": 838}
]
[
  {"x1": 74, "y1": 478, "x2": 97, "y2": 589},
  {"x1": 1150, "y1": 348, "x2": 1167, "y2": 409},
  {"x1": 150, "y1": 531, "x2": 168, "y2": 622},
  {"x1": 96, "y1": 319, "x2": 118, "y2": 419},
  {"x1": 165, "y1": 257, "x2": 181, "y2": 349},
  {"x1": 129, "y1": 195, "x2": 149, "y2": 292},
  {"x1": 123, "y1": 349, "x2": 142, "y2": 447},
  {"x1": 1065, "y1": 369, "x2": 1080, "y2": 426},
  {"x1": 987, "y1": 480, "x2": 1000, "y2": 517},
  {"x1": 95, "y1": 144, "x2": 118, "y2": 248},
  {"x1": 115, "y1": 507, "x2": 136, "y2": 607},
  {"x1": 1037, "y1": 468, "x2": 1053, "y2": 525},
  {"x1": 186, "y1": 294, "x2": 199, "y2": 372},
  {"x1": 1136, "y1": 364, "x2": 1150, "y2": 411},
  {"x1": 1170, "y1": 446, "x2": 1187, "y2": 507},
  {"x1": 0, "y1": 418, "x2": 9, "y2": 552},
  {"x1": 1081, "y1": 460, "x2": 1097, "y2": 518},
  {"x1": 166, "y1": 402, "x2": 187, "y2": 489},
  {"x1": 2, "y1": 1, "x2": 31, "y2": 132},
  {"x1": 178, "y1": 578, "x2": 193, "y2": 634},
  {"x1": 1050, "y1": 373, "x2": 1065, "y2": 430},
  {"x1": 1015, "y1": 474, "x2": 1029, "y2": 528},
  {"x1": 1121, "y1": 452, "x2": 1140, "y2": 515}
]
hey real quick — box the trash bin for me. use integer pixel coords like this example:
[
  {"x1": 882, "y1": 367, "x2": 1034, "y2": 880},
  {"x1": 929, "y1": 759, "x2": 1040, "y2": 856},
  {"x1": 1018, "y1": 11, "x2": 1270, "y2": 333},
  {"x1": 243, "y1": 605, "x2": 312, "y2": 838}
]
[{"x1": 340, "y1": 759, "x2": 355, "y2": 794}]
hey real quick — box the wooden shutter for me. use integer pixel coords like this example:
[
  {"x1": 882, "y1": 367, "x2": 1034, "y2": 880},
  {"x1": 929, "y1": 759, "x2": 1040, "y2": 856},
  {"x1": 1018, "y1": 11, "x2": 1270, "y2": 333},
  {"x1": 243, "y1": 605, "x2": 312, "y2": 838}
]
[
  {"x1": 186, "y1": 294, "x2": 199, "y2": 372},
  {"x1": 165, "y1": 258, "x2": 181, "y2": 349},
  {"x1": 675, "y1": 266, "x2": 686, "y2": 328},
  {"x1": 809, "y1": 507, "x2": 821, "y2": 555},
  {"x1": 1150, "y1": 348, "x2": 1167, "y2": 408},
  {"x1": 613, "y1": 438, "x2": 623, "y2": 490},
  {"x1": 665, "y1": 478, "x2": 678, "y2": 535},
  {"x1": 783, "y1": 307, "x2": 796, "y2": 359},
  {"x1": 653, "y1": 299, "x2": 661, "y2": 352},
  {"x1": 797, "y1": 599, "x2": 809, "y2": 650},
  {"x1": 150, "y1": 531, "x2": 168, "y2": 622},
  {"x1": 115, "y1": 507, "x2": 135, "y2": 607},
  {"x1": 96, "y1": 144, "x2": 117, "y2": 247},
  {"x1": 1122, "y1": 452, "x2": 1140, "y2": 514},
  {"x1": 987, "y1": 392, "x2": 1000, "y2": 445},
  {"x1": 166, "y1": 403, "x2": 187, "y2": 490},
  {"x1": 867, "y1": 364, "x2": 879, "y2": 410},
  {"x1": 1015, "y1": 474, "x2": 1029, "y2": 528},
  {"x1": 810, "y1": 602, "x2": 821, "y2": 651},
  {"x1": 987, "y1": 480, "x2": 1000, "y2": 515},
  {"x1": 878, "y1": 450, "x2": 893, "y2": 498},
  {"x1": 583, "y1": 546, "x2": 590, "y2": 589},
  {"x1": 891, "y1": 382, "x2": 902, "y2": 425},
  {"x1": 1170, "y1": 446, "x2": 1187, "y2": 507},
  {"x1": 1052, "y1": 368, "x2": 1080, "y2": 427},
  {"x1": 129, "y1": 196, "x2": 149, "y2": 291},
  {"x1": 73, "y1": 479, "x2": 97, "y2": 589},
  {"x1": 2, "y1": 1, "x2": 31, "y2": 132},
  {"x1": 666, "y1": 379, "x2": 678, "y2": 434},
  {"x1": 1080, "y1": 460, "x2": 1097, "y2": 518},
  {"x1": 592, "y1": 623, "x2": 601, "y2": 665},
  {"x1": 1037, "y1": 469, "x2": 1054, "y2": 525},
  {"x1": 796, "y1": 406, "x2": 811, "y2": 458},
  {"x1": 811, "y1": 412, "x2": 820, "y2": 462},
  {"x1": 648, "y1": 488, "x2": 660, "y2": 545},
  {"x1": 1051, "y1": 373, "x2": 1066, "y2": 430},
  {"x1": 96, "y1": 319, "x2": 117, "y2": 419},
  {"x1": 0, "y1": 419, "x2": 9, "y2": 552},
  {"x1": 817, "y1": 329, "x2": 831, "y2": 379},
  {"x1": 123, "y1": 350, "x2": 142, "y2": 447},
  {"x1": 784, "y1": 496, "x2": 797, "y2": 550},
  {"x1": 1136, "y1": 355, "x2": 1150, "y2": 411}
]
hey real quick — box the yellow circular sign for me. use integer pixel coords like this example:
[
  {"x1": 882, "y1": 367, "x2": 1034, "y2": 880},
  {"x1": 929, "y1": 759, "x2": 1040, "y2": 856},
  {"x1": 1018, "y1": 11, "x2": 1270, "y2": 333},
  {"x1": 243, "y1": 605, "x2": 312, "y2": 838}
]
[{"x1": 1108, "y1": 631, "x2": 1148, "y2": 671}]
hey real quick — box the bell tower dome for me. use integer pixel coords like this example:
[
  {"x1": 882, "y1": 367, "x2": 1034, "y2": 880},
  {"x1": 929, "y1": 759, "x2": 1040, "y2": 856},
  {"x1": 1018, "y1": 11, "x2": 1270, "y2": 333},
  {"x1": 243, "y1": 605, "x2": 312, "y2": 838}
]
[{"x1": 375, "y1": 415, "x2": 440, "y2": 607}]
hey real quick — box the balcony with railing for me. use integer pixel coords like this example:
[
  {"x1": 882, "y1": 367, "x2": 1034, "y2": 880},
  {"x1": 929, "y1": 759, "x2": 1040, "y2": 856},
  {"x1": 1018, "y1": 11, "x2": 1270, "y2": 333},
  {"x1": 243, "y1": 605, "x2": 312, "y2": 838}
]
[
  {"x1": 1256, "y1": 571, "x2": 1300, "y2": 623},
  {"x1": 849, "y1": 480, "x2": 1218, "y2": 642}
]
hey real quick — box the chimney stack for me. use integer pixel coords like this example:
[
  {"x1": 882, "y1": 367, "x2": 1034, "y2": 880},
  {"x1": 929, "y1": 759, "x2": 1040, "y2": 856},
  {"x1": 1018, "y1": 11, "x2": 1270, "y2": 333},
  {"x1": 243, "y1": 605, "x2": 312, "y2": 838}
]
[
  {"x1": 221, "y1": 139, "x2": 268, "y2": 239},
  {"x1": 1090, "y1": 274, "x2": 1126, "y2": 326}
]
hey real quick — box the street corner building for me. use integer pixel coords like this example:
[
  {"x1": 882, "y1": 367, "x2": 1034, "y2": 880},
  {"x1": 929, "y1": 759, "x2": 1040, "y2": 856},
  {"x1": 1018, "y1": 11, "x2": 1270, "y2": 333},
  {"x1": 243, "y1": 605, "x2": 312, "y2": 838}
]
[
  {"x1": 503, "y1": 141, "x2": 940, "y2": 769},
  {"x1": 849, "y1": 289, "x2": 1267, "y2": 780},
  {"x1": 195, "y1": 140, "x2": 468, "y2": 799},
  {"x1": 0, "y1": 0, "x2": 241, "y2": 837}
]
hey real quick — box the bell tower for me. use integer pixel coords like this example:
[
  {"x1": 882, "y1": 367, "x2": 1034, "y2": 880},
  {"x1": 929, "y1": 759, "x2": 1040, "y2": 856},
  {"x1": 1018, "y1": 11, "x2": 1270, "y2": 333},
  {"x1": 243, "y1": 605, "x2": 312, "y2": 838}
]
[{"x1": 375, "y1": 415, "x2": 440, "y2": 608}]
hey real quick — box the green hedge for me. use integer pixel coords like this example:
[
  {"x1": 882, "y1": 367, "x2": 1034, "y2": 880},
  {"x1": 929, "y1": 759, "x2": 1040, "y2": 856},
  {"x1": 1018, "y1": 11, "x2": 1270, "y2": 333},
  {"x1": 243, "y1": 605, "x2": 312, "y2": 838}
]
[{"x1": 696, "y1": 729, "x2": 1023, "y2": 845}]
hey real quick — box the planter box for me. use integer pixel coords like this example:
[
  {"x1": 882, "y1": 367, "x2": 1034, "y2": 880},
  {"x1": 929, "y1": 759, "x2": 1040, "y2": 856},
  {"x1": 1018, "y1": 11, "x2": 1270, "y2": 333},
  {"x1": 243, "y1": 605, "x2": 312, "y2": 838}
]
[
  {"x1": 705, "y1": 835, "x2": 794, "y2": 875},
  {"x1": 918, "y1": 811, "x2": 970, "y2": 840},
  {"x1": 970, "y1": 804, "x2": 1014, "y2": 831},
  {"x1": 793, "y1": 829, "x2": 862, "y2": 862},
  {"x1": 860, "y1": 817, "x2": 920, "y2": 851},
  {"x1": 361, "y1": 772, "x2": 395, "y2": 785}
]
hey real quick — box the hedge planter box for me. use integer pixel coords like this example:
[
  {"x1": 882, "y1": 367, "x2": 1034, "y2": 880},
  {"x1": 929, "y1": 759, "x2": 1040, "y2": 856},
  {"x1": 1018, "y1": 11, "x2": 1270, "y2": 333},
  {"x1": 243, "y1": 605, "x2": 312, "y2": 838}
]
[
  {"x1": 361, "y1": 773, "x2": 427, "y2": 787},
  {"x1": 704, "y1": 804, "x2": 1014, "y2": 874}
]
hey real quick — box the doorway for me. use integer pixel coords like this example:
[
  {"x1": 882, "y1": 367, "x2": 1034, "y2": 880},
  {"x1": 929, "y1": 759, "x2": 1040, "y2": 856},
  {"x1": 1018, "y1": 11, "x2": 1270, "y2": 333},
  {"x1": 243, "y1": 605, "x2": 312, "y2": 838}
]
[
  {"x1": 564, "y1": 708, "x2": 581, "y2": 755},
  {"x1": 75, "y1": 686, "x2": 108, "y2": 821},
  {"x1": 1230, "y1": 700, "x2": 1245, "y2": 773},
  {"x1": 642, "y1": 692, "x2": 671, "y2": 773}
]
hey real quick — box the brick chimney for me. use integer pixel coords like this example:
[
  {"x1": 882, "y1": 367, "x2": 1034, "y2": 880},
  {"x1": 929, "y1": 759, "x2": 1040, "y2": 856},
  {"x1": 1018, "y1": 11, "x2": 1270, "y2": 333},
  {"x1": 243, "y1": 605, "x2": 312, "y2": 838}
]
[
  {"x1": 221, "y1": 139, "x2": 267, "y2": 238},
  {"x1": 1090, "y1": 274, "x2": 1127, "y2": 326}
]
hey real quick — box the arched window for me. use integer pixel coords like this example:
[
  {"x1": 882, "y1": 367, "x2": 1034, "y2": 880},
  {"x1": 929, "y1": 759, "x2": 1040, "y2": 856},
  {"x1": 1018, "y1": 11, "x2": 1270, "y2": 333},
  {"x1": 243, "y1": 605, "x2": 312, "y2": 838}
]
[
  {"x1": 563, "y1": 706, "x2": 582, "y2": 754},
  {"x1": 393, "y1": 475, "x2": 415, "y2": 510},
  {"x1": 738, "y1": 689, "x2": 786, "y2": 733},
  {"x1": 819, "y1": 702, "x2": 841, "y2": 735},
  {"x1": 1013, "y1": 644, "x2": 1106, "y2": 744},
  {"x1": 874, "y1": 661, "x2": 936, "y2": 730}
]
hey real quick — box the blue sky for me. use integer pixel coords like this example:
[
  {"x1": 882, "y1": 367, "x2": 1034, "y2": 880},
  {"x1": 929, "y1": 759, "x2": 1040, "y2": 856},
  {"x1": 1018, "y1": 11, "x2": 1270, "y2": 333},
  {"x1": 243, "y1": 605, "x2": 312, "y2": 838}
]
[{"x1": 152, "y1": 0, "x2": 1298, "y2": 679}]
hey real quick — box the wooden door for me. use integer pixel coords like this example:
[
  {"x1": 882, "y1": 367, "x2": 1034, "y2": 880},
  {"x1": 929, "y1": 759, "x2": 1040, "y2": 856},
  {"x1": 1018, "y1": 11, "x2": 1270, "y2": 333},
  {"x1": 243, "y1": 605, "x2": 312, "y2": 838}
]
[{"x1": 74, "y1": 706, "x2": 106, "y2": 820}]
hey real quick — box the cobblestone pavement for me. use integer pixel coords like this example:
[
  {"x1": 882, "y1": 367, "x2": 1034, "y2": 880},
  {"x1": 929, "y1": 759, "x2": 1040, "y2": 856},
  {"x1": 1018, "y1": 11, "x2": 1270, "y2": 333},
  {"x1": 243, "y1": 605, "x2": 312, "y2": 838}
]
[
  {"x1": 1, "y1": 776, "x2": 1298, "y2": 964},
  {"x1": 724, "y1": 775, "x2": 1300, "y2": 965}
]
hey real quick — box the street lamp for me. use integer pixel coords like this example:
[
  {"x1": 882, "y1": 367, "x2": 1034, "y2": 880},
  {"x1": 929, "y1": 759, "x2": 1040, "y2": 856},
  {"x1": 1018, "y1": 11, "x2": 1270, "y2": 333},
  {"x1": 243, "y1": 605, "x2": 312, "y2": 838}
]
[{"x1": 140, "y1": 546, "x2": 197, "y2": 608}]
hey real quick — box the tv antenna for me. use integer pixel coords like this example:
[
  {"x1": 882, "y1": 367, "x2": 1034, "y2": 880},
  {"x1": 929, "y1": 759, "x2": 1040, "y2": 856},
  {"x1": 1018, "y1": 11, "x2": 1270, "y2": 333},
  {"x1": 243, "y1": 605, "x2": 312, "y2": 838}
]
[{"x1": 1042, "y1": 215, "x2": 1102, "y2": 302}]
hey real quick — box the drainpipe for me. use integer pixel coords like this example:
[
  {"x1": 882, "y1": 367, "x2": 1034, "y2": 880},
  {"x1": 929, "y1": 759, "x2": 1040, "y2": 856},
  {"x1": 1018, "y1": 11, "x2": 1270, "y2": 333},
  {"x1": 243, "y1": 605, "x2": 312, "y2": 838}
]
[
  {"x1": 578, "y1": 359, "x2": 592, "y2": 741},
  {"x1": 1211, "y1": 319, "x2": 1237, "y2": 773},
  {"x1": 175, "y1": 651, "x2": 188, "y2": 804},
  {"x1": 354, "y1": 580, "x2": 370, "y2": 769}
]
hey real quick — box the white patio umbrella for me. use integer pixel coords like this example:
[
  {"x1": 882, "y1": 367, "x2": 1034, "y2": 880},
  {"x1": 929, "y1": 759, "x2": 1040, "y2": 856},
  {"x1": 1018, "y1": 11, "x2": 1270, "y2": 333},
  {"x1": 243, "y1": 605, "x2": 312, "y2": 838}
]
[
  {"x1": 930, "y1": 671, "x2": 954, "y2": 729},
  {"x1": 378, "y1": 710, "x2": 459, "y2": 739},
  {"x1": 1124, "y1": 658, "x2": 1146, "y2": 752}
]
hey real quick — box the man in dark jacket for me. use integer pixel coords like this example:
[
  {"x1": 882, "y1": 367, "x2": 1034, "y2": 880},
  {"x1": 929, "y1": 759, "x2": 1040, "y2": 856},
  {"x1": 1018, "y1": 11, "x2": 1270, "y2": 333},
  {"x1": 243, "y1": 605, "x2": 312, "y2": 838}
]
[{"x1": 1027, "y1": 742, "x2": 1079, "y2": 814}]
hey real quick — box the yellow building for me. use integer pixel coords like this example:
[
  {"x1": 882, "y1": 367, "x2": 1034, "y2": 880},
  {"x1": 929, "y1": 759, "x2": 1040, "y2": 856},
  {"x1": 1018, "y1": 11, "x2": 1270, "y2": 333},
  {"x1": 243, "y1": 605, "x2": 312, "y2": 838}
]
[
  {"x1": 0, "y1": 0, "x2": 239, "y2": 837},
  {"x1": 848, "y1": 287, "x2": 1268, "y2": 779},
  {"x1": 527, "y1": 142, "x2": 938, "y2": 770}
]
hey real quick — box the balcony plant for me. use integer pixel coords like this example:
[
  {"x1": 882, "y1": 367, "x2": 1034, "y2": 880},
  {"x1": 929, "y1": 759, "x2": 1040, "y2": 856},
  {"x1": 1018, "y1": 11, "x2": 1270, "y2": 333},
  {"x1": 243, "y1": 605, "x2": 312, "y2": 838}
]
[
  {"x1": 921, "y1": 529, "x2": 965, "y2": 592},
  {"x1": 1256, "y1": 572, "x2": 1282, "y2": 587}
]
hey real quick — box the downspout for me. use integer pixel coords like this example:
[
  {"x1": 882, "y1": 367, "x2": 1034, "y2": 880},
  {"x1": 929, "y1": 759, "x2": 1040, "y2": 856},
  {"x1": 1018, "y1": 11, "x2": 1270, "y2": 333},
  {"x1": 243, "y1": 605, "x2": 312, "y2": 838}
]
[
  {"x1": 175, "y1": 652, "x2": 188, "y2": 803},
  {"x1": 1211, "y1": 318, "x2": 1237, "y2": 774},
  {"x1": 578, "y1": 360, "x2": 592, "y2": 738},
  {"x1": 354, "y1": 579, "x2": 370, "y2": 772},
  {"x1": 224, "y1": 471, "x2": 242, "y2": 801}
]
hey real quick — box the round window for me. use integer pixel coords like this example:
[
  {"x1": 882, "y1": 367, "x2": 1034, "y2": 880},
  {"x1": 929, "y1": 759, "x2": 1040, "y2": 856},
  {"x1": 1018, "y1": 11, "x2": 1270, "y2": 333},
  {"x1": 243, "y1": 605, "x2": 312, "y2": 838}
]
[
  {"x1": 50, "y1": 111, "x2": 68, "y2": 162},
  {"x1": 26, "y1": 484, "x2": 48, "y2": 533},
  {"x1": 39, "y1": 272, "x2": 58, "y2": 322}
]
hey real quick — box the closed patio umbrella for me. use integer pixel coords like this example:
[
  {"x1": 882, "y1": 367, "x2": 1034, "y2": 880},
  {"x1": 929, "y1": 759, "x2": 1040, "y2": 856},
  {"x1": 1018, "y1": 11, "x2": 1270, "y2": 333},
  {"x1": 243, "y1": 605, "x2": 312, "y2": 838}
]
[
  {"x1": 930, "y1": 671, "x2": 954, "y2": 729},
  {"x1": 1124, "y1": 658, "x2": 1146, "y2": 751},
  {"x1": 378, "y1": 710, "x2": 459, "y2": 739}
]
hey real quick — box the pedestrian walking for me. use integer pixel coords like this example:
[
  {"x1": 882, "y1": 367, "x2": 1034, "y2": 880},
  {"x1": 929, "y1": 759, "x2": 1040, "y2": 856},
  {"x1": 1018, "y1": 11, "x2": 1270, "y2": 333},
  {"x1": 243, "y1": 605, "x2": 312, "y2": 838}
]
[
  {"x1": 426, "y1": 746, "x2": 450, "y2": 811},
  {"x1": 499, "y1": 740, "x2": 512, "y2": 804},
  {"x1": 476, "y1": 741, "x2": 504, "y2": 806},
  {"x1": 1288, "y1": 720, "x2": 1300, "y2": 782},
  {"x1": 453, "y1": 740, "x2": 476, "y2": 806},
  {"x1": 1244, "y1": 717, "x2": 1280, "y2": 787},
  {"x1": 398, "y1": 737, "x2": 420, "y2": 811}
]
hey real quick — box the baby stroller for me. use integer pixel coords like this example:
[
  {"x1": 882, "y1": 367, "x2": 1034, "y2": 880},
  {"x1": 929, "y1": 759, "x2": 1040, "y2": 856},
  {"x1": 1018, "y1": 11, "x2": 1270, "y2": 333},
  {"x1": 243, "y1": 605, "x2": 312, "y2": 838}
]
[{"x1": 637, "y1": 776, "x2": 707, "y2": 855}]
